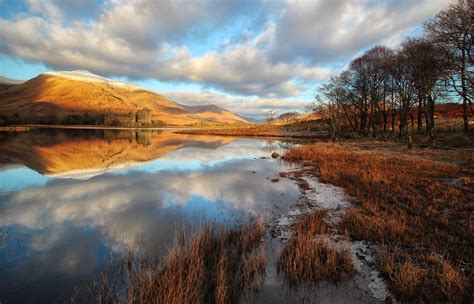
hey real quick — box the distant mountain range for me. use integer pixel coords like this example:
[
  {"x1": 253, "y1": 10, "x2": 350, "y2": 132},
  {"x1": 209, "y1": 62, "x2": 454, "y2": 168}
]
[{"x1": 0, "y1": 70, "x2": 249, "y2": 126}]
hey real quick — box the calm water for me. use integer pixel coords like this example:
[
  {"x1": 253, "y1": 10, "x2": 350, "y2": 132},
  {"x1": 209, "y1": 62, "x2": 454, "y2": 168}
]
[{"x1": 0, "y1": 129, "x2": 303, "y2": 303}]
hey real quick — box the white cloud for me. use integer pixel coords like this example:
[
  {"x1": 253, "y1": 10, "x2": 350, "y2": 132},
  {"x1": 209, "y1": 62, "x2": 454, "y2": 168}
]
[
  {"x1": 267, "y1": 0, "x2": 452, "y2": 64},
  {"x1": 0, "y1": 0, "x2": 454, "y2": 101},
  {"x1": 0, "y1": 151, "x2": 300, "y2": 252}
]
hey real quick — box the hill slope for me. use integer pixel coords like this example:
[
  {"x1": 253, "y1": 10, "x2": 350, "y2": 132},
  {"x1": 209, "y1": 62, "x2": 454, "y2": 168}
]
[
  {"x1": 0, "y1": 76, "x2": 24, "y2": 92},
  {"x1": 0, "y1": 71, "x2": 248, "y2": 126}
]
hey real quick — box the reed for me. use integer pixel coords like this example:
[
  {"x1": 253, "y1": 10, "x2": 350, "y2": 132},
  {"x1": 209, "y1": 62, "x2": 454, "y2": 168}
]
[
  {"x1": 94, "y1": 218, "x2": 266, "y2": 304},
  {"x1": 277, "y1": 212, "x2": 355, "y2": 284}
]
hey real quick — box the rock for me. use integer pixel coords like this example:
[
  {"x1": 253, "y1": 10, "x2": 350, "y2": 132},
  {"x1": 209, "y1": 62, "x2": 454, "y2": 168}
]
[{"x1": 271, "y1": 152, "x2": 280, "y2": 159}]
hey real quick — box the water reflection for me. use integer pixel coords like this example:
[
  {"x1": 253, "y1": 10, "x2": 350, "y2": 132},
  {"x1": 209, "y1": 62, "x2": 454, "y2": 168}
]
[
  {"x1": 0, "y1": 129, "x2": 235, "y2": 180},
  {"x1": 0, "y1": 129, "x2": 300, "y2": 303}
]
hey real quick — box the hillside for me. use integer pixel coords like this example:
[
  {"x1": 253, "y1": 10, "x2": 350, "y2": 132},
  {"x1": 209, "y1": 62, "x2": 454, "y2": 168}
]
[
  {"x1": 0, "y1": 76, "x2": 23, "y2": 92},
  {"x1": 0, "y1": 129, "x2": 234, "y2": 178},
  {"x1": 0, "y1": 71, "x2": 248, "y2": 126}
]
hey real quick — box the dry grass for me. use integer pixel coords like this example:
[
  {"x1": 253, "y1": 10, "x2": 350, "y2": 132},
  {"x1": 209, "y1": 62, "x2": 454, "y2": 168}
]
[
  {"x1": 284, "y1": 142, "x2": 473, "y2": 302},
  {"x1": 174, "y1": 119, "x2": 328, "y2": 139},
  {"x1": 93, "y1": 219, "x2": 266, "y2": 304},
  {"x1": 377, "y1": 249, "x2": 469, "y2": 303},
  {"x1": 277, "y1": 212, "x2": 355, "y2": 285},
  {"x1": 0, "y1": 126, "x2": 31, "y2": 131}
]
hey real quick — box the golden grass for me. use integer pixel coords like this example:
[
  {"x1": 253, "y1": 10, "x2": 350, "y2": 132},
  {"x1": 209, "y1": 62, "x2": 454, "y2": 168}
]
[
  {"x1": 377, "y1": 249, "x2": 469, "y2": 303},
  {"x1": 283, "y1": 142, "x2": 473, "y2": 302},
  {"x1": 174, "y1": 119, "x2": 328, "y2": 139},
  {"x1": 94, "y1": 219, "x2": 266, "y2": 304},
  {"x1": 277, "y1": 212, "x2": 355, "y2": 284},
  {"x1": 0, "y1": 126, "x2": 31, "y2": 131}
]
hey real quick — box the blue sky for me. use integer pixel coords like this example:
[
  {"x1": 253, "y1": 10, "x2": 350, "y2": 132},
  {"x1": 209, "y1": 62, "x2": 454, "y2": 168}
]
[{"x1": 0, "y1": 0, "x2": 451, "y2": 118}]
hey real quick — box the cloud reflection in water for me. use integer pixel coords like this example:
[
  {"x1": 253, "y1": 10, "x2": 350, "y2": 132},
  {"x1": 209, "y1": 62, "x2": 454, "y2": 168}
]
[{"x1": 0, "y1": 132, "x2": 300, "y2": 303}]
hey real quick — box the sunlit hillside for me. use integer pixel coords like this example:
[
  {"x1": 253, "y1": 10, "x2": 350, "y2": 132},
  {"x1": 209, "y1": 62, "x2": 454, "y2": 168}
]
[{"x1": 0, "y1": 71, "x2": 249, "y2": 126}]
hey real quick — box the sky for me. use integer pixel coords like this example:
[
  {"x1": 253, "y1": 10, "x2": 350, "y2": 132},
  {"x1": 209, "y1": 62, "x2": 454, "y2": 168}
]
[{"x1": 0, "y1": 0, "x2": 452, "y2": 119}]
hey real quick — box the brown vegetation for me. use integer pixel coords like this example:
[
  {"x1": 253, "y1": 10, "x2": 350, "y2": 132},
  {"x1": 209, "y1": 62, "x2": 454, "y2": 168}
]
[
  {"x1": 283, "y1": 142, "x2": 473, "y2": 302},
  {"x1": 377, "y1": 249, "x2": 468, "y2": 303},
  {"x1": 93, "y1": 219, "x2": 266, "y2": 304},
  {"x1": 277, "y1": 211, "x2": 355, "y2": 285},
  {"x1": 175, "y1": 118, "x2": 327, "y2": 139},
  {"x1": 0, "y1": 126, "x2": 31, "y2": 132}
]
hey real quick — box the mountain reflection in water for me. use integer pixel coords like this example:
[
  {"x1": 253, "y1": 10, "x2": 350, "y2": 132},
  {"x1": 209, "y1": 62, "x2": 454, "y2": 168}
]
[{"x1": 0, "y1": 129, "x2": 300, "y2": 303}]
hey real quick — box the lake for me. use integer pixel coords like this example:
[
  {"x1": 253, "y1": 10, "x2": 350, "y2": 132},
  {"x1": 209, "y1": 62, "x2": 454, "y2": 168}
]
[{"x1": 0, "y1": 129, "x2": 384, "y2": 303}]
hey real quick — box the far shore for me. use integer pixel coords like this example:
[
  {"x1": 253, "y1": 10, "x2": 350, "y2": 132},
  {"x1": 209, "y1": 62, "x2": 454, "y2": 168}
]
[
  {"x1": 0, "y1": 123, "x2": 326, "y2": 139},
  {"x1": 0, "y1": 124, "x2": 248, "y2": 131}
]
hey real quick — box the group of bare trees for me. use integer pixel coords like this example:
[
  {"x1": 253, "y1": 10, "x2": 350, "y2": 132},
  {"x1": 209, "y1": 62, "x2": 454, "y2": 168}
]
[{"x1": 313, "y1": 0, "x2": 472, "y2": 143}]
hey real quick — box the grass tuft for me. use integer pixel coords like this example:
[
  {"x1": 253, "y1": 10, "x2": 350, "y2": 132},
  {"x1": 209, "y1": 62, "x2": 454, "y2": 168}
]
[
  {"x1": 94, "y1": 218, "x2": 266, "y2": 304},
  {"x1": 277, "y1": 212, "x2": 355, "y2": 284}
]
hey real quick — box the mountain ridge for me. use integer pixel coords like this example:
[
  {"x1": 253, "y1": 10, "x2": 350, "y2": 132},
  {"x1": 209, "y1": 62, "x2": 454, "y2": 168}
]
[{"x1": 0, "y1": 71, "x2": 249, "y2": 126}]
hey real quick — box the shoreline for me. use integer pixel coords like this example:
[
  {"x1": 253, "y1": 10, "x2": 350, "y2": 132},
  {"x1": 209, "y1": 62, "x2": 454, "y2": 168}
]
[
  {"x1": 281, "y1": 140, "x2": 473, "y2": 303},
  {"x1": 0, "y1": 124, "x2": 230, "y2": 131},
  {"x1": 0, "y1": 124, "x2": 326, "y2": 140}
]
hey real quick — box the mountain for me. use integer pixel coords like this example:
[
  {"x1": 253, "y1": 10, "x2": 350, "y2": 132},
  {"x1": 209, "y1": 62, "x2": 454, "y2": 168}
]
[
  {"x1": 0, "y1": 76, "x2": 24, "y2": 92},
  {"x1": 238, "y1": 115, "x2": 262, "y2": 123},
  {"x1": 0, "y1": 70, "x2": 249, "y2": 126},
  {"x1": 276, "y1": 111, "x2": 300, "y2": 122}
]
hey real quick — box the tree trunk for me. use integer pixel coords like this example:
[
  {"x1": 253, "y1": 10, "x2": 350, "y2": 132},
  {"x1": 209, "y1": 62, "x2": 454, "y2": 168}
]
[
  {"x1": 417, "y1": 95, "x2": 423, "y2": 131},
  {"x1": 382, "y1": 92, "x2": 388, "y2": 133},
  {"x1": 399, "y1": 107, "x2": 406, "y2": 138},
  {"x1": 426, "y1": 94, "x2": 435, "y2": 147},
  {"x1": 360, "y1": 112, "x2": 366, "y2": 132},
  {"x1": 424, "y1": 95, "x2": 430, "y2": 133},
  {"x1": 329, "y1": 119, "x2": 337, "y2": 142},
  {"x1": 461, "y1": 48, "x2": 469, "y2": 131},
  {"x1": 391, "y1": 108, "x2": 396, "y2": 132},
  {"x1": 462, "y1": 99, "x2": 468, "y2": 131}
]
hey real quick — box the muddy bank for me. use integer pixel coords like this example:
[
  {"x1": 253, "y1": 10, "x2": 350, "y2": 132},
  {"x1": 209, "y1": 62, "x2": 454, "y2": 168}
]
[{"x1": 265, "y1": 167, "x2": 392, "y2": 303}]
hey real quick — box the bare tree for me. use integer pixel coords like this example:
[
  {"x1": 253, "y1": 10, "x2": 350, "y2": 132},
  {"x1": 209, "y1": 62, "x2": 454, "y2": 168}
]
[
  {"x1": 425, "y1": 0, "x2": 473, "y2": 131},
  {"x1": 392, "y1": 46, "x2": 418, "y2": 142},
  {"x1": 309, "y1": 1, "x2": 470, "y2": 142},
  {"x1": 402, "y1": 38, "x2": 449, "y2": 145},
  {"x1": 362, "y1": 46, "x2": 394, "y2": 137},
  {"x1": 264, "y1": 110, "x2": 277, "y2": 124}
]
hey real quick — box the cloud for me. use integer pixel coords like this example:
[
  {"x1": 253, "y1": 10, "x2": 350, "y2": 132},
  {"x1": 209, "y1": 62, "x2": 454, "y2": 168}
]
[
  {"x1": 0, "y1": 138, "x2": 303, "y2": 299},
  {"x1": 156, "y1": 39, "x2": 330, "y2": 97},
  {"x1": 267, "y1": 0, "x2": 452, "y2": 64},
  {"x1": 0, "y1": 0, "x2": 453, "y2": 100},
  {"x1": 0, "y1": 155, "x2": 300, "y2": 253}
]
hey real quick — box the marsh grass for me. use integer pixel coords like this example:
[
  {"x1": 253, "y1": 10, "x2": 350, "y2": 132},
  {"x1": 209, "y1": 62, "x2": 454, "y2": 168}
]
[
  {"x1": 284, "y1": 142, "x2": 473, "y2": 302},
  {"x1": 93, "y1": 218, "x2": 266, "y2": 304},
  {"x1": 377, "y1": 249, "x2": 469, "y2": 303},
  {"x1": 277, "y1": 211, "x2": 355, "y2": 285}
]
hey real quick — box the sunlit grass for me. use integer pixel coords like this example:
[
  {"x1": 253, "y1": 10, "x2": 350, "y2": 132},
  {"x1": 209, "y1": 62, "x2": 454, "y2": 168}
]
[
  {"x1": 283, "y1": 142, "x2": 472, "y2": 302},
  {"x1": 93, "y1": 219, "x2": 266, "y2": 304}
]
